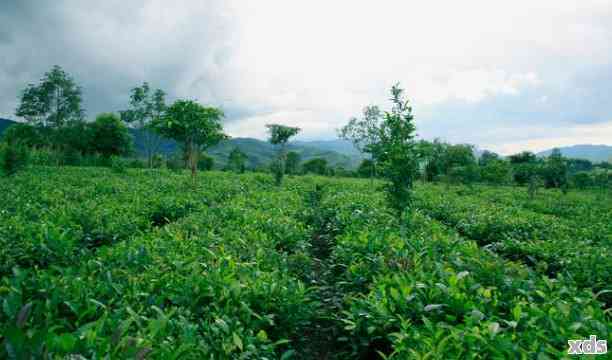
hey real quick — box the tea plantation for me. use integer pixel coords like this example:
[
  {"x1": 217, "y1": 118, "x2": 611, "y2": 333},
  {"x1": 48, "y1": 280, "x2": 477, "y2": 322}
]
[{"x1": 1, "y1": 167, "x2": 610, "y2": 359}]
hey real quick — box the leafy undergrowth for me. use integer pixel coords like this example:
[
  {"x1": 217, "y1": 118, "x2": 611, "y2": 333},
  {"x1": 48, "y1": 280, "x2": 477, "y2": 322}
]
[{"x1": 0, "y1": 168, "x2": 610, "y2": 359}]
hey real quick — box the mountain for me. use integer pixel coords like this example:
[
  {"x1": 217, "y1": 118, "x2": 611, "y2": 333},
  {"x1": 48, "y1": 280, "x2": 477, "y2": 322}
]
[
  {"x1": 0, "y1": 118, "x2": 15, "y2": 135},
  {"x1": 0, "y1": 119, "x2": 357, "y2": 168},
  {"x1": 537, "y1": 145, "x2": 612, "y2": 163},
  {"x1": 208, "y1": 138, "x2": 357, "y2": 169},
  {"x1": 292, "y1": 139, "x2": 362, "y2": 157}
]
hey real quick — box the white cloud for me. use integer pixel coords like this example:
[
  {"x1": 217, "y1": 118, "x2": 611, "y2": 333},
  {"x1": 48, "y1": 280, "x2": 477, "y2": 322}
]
[
  {"x1": 215, "y1": 0, "x2": 612, "y2": 143},
  {"x1": 483, "y1": 121, "x2": 612, "y2": 155},
  {"x1": 2, "y1": 0, "x2": 612, "y2": 151}
]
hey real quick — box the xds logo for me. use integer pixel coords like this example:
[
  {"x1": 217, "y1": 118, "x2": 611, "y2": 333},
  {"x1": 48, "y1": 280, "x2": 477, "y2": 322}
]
[{"x1": 568, "y1": 335, "x2": 607, "y2": 355}]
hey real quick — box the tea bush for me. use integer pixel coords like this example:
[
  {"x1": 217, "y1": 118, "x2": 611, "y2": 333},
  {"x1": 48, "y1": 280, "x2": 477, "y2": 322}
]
[{"x1": 0, "y1": 167, "x2": 610, "y2": 358}]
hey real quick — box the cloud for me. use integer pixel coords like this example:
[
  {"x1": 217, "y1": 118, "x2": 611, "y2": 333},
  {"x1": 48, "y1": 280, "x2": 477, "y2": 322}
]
[
  {"x1": 0, "y1": 0, "x2": 237, "y2": 118},
  {"x1": 1, "y1": 0, "x2": 611, "y2": 152}
]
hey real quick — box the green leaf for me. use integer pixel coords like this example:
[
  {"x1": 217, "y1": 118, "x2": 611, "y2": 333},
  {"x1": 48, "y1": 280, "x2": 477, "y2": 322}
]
[
  {"x1": 232, "y1": 332, "x2": 243, "y2": 351},
  {"x1": 281, "y1": 349, "x2": 296, "y2": 360}
]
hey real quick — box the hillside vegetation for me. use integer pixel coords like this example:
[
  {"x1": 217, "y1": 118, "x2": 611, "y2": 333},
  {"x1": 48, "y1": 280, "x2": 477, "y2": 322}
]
[{"x1": 0, "y1": 167, "x2": 610, "y2": 358}]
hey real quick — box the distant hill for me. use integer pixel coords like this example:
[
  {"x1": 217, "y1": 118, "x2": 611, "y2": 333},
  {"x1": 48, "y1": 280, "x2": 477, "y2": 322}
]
[
  {"x1": 537, "y1": 145, "x2": 612, "y2": 163},
  {"x1": 0, "y1": 118, "x2": 15, "y2": 135},
  {"x1": 292, "y1": 139, "x2": 362, "y2": 157},
  {"x1": 0, "y1": 118, "x2": 357, "y2": 168}
]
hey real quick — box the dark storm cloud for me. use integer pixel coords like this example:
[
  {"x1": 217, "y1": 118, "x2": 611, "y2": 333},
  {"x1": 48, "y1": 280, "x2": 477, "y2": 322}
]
[{"x1": 0, "y1": 0, "x2": 237, "y2": 119}]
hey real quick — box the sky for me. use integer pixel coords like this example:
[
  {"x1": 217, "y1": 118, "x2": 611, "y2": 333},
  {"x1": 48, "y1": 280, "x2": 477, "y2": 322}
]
[{"x1": 1, "y1": 0, "x2": 611, "y2": 155}]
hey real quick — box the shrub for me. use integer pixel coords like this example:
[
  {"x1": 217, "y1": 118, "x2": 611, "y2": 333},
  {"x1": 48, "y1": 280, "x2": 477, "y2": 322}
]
[
  {"x1": 198, "y1": 153, "x2": 215, "y2": 171},
  {"x1": 62, "y1": 147, "x2": 83, "y2": 166},
  {"x1": 110, "y1": 156, "x2": 127, "y2": 174},
  {"x1": 1, "y1": 142, "x2": 29, "y2": 176},
  {"x1": 166, "y1": 156, "x2": 184, "y2": 173}
]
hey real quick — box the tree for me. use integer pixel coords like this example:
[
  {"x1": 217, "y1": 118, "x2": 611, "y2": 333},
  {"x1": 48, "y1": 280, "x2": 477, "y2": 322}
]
[
  {"x1": 15, "y1": 65, "x2": 84, "y2": 146},
  {"x1": 445, "y1": 144, "x2": 477, "y2": 169},
  {"x1": 59, "y1": 120, "x2": 95, "y2": 155},
  {"x1": 153, "y1": 100, "x2": 226, "y2": 180},
  {"x1": 89, "y1": 113, "x2": 133, "y2": 159},
  {"x1": 266, "y1": 124, "x2": 300, "y2": 185},
  {"x1": 571, "y1": 172, "x2": 592, "y2": 189},
  {"x1": 421, "y1": 139, "x2": 447, "y2": 181},
  {"x1": 513, "y1": 162, "x2": 541, "y2": 186},
  {"x1": 357, "y1": 158, "x2": 376, "y2": 178},
  {"x1": 0, "y1": 123, "x2": 44, "y2": 148},
  {"x1": 285, "y1": 151, "x2": 301, "y2": 175},
  {"x1": 198, "y1": 154, "x2": 215, "y2": 171},
  {"x1": 0, "y1": 142, "x2": 29, "y2": 176},
  {"x1": 227, "y1": 147, "x2": 247, "y2": 173},
  {"x1": 338, "y1": 105, "x2": 382, "y2": 178},
  {"x1": 480, "y1": 159, "x2": 511, "y2": 185},
  {"x1": 120, "y1": 83, "x2": 167, "y2": 167},
  {"x1": 509, "y1": 151, "x2": 537, "y2": 164},
  {"x1": 479, "y1": 150, "x2": 500, "y2": 167},
  {"x1": 447, "y1": 164, "x2": 481, "y2": 187},
  {"x1": 542, "y1": 148, "x2": 568, "y2": 189},
  {"x1": 302, "y1": 158, "x2": 328, "y2": 175},
  {"x1": 567, "y1": 158, "x2": 593, "y2": 173},
  {"x1": 366, "y1": 84, "x2": 419, "y2": 220}
]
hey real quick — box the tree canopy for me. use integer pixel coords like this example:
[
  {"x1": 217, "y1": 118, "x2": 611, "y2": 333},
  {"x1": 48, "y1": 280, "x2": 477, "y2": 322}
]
[
  {"x1": 16, "y1": 65, "x2": 84, "y2": 129},
  {"x1": 153, "y1": 100, "x2": 226, "y2": 178}
]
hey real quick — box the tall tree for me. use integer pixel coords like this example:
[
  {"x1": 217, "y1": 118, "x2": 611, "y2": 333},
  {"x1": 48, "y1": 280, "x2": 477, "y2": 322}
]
[
  {"x1": 153, "y1": 100, "x2": 226, "y2": 180},
  {"x1": 542, "y1": 148, "x2": 569, "y2": 190},
  {"x1": 266, "y1": 124, "x2": 300, "y2": 185},
  {"x1": 341, "y1": 84, "x2": 418, "y2": 222},
  {"x1": 479, "y1": 150, "x2": 500, "y2": 167},
  {"x1": 15, "y1": 65, "x2": 84, "y2": 138},
  {"x1": 120, "y1": 82, "x2": 167, "y2": 167},
  {"x1": 369, "y1": 84, "x2": 419, "y2": 220},
  {"x1": 338, "y1": 105, "x2": 382, "y2": 178}
]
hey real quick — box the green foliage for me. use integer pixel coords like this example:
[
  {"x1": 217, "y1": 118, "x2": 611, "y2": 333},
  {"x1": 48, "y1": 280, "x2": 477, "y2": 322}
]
[
  {"x1": 198, "y1": 153, "x2": 215, "y2": 171},
  {"x1": 227, "y1": 147, "x2": 247, "y2": 173},
  {"x1": 509, "y1": 151, "x2": 537, "y2": 164},
  {"x1": 153, "y1": 100, "x2": 226, "y2": 179},
  {"x1": 541, "y1": 148, "x2": 568, "y2": 189},
  {"x1": 367, "y1": 84, "x2": 419, "y2": 218},
  {"x1": 0, "y1": 142, "x2": 29, "y2": 176},
  {"x1": 89, "y1": 113, "x2": 133, "y2": 159},
  {"x1": 120, "y1": 82, "x2": 167, "y2": 167},
  {"x1": 480, "y1": 159, "x2": 511, "y2": 184},
  {"x1": 512, "y1": 162, "x2": 541, "y2": 186},
  {"x1": 357, "y1": 158, "x2": 376, "y2": 178},
  {"x1": 571, "y1": 172, "x2": 592, "y2": 189},
  {"x1": 265, "y1": 124, "x2": 301, "y2": 146},
  {"x1": 420, "y1": 140, "x2": 477, "y2": 183},
  {"x1": 337, "y1": 105, "x2": 382, "y2": 153},
  {"x1": 266, "y1": 124, "x2": 301, "y2": 186},
  {"x1": 151, "y1": 154, "x2": 165, "y2": 168},
  {"x1": 15, "y1": 65, "x2": 84, "y2": 130},
  {"x1": 478, "y1": 150, "x2": 500, "y2": 166},
  {"x1": 447, "y1": 164, "x2": 481, "y2": 186},
  {"x1": 166, "y1": 156, "x2": 184, "y2": 173},
  {"x1": 1, "y1": 123, "x2": 44, "y2": 148},
  {"x1": 285, "y1": 151, "x2": 301, "y2": 175},
  {"x1": 58, "y1": 120, "x2": 94, "y2": 156},
  {"x1": 0, "y1": 167, "x2": 610, "y2": 358},
  {"x1": 110, "y1": 156, "x2": 127, "y2": 174},
  {"x1": 302, "y1": 157, "x2": 328, "y2": 175}
]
